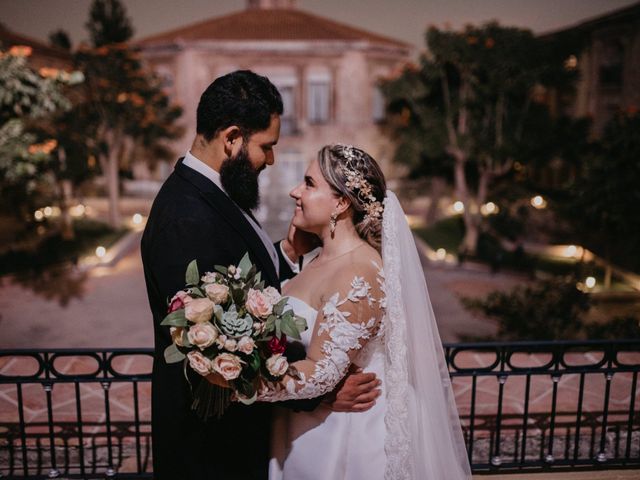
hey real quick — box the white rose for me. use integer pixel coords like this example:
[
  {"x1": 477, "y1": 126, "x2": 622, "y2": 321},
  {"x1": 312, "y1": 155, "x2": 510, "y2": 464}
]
[
  {"x1": 212, "y1": 353, "x2": 243, "y2": 380},
  {"x1": 184, "y1": 297, "x2": 215, "y2": 323},
  {"x1": 170, "y1": 327, "x2": 185, "y2": 347},
  {"x1": 201, "y1": 272, "x2": 218, "y2": 283},
  {"x1": 215, "y1": 334, "x2": 227, "y2": 349},
  {"x1": 263, "y1": 286, "x2": 282, "y2": 305},
  {"x1": 246, "y1": 289, "x2": 273, "y2": 318},
  {"x1": 224, "y1": 338, "x2": 238, "y2": 352},
  {"x1": 266, "y1": 354, "x2": 289, "y2": 377},
  {"x1": 187, "y1": 322, "x2": 218, "y2": 350},
  {"x1": 237, "y1": 336, "x2": 255, "y2": 355},
  {"x1": 205, "y1": 283, "x2": 229, "y2": 304},
  {"x1": 253, "y1": 322, "x2": 266, "y2": 334},
  {"x1": 187, "y1": 351, "x2": 213, "y2": 376}
]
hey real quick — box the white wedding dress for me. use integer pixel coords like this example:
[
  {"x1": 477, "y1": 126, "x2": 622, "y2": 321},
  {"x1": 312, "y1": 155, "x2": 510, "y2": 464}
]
[
  {"x1": 269, "y1": 295, "x2": 387, "y2": 480},
  {"x1": 258, "y1": 191, "x2": 471, "y2": 480}
]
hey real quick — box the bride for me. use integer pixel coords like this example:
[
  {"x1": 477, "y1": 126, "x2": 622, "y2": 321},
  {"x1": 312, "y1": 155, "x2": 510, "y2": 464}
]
[{"x1": 218, "y1": 144, "x2": 471, "y2": 479}]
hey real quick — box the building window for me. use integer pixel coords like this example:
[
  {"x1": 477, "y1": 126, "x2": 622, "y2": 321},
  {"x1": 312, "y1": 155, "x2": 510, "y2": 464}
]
[
  {"x1": 307, "y1": 82, "x2": 330, "y2": 124},
  {"x1": 278, "y1": 85, "x2": 297, "y2": 135},
  {"x1": 599, "y1": 40, "x2": 624, "y2": 89},
  {"x1": 372, "y1": 86, "x2": 386, "y2": 123}
]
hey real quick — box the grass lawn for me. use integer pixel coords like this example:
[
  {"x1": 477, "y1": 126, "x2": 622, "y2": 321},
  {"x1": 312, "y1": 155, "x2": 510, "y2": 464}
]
[
  {"x1": 0, "y1": 218, "x2": 127, "y2": 276},
  {"x1": 412, "y1": 216, "x2": 465, "y2": 253},
  {"x1": 412, "y1": 216, "x2": 634, "y2": 291}
]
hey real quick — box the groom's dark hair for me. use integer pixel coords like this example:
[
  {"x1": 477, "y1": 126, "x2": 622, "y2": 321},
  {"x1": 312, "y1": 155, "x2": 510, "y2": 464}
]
[{"x1": 196, "y1": 70, "x2": 283, "y2": 141}]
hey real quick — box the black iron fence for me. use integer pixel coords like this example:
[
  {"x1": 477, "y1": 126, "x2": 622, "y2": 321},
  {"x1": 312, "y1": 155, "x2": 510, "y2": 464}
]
[{"x1": 0, "y1": 340, "x2": 638, "y2": 478}]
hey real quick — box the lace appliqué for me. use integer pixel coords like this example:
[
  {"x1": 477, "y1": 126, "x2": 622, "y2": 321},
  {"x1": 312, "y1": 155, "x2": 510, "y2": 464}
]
[{"x1": 257, "y1": 274, "x2": 383, "y2": 401}]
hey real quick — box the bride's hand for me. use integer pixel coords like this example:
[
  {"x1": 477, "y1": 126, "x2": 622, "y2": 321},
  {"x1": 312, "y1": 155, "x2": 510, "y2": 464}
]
[{"x1": 205, "y1": 372, "x2": 230, "y2": 388}]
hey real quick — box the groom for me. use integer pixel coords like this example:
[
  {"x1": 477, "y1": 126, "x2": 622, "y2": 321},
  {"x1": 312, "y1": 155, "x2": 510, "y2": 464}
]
[{"x1": 142, "y1": 70, "x2": 380, "y2": 479}]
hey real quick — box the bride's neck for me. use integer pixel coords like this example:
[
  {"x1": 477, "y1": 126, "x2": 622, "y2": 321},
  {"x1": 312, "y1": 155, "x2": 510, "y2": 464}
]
[{"x1": 318, "y1": 221, "x2": 364, "y2": 260}]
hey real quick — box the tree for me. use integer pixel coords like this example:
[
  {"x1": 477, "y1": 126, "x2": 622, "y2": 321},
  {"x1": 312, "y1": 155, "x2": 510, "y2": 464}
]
[
  {"x1": 383, "y1": 23, "x2": 585, "y2": 255},
  {"x1": 0, "y1": 45, "x2": 80, "y2": 219},
  {"x1": 77, "y1": 0, "x2": 182, "y2": 227},
  {"x1": 566, "y1": 112, "x2": 640, "y2": 284}
]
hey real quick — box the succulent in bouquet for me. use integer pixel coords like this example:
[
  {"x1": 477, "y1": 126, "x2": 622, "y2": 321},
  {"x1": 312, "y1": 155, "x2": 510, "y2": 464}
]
[{"x1": 161, "y1": 253, "x2": 307, "y2": 418}]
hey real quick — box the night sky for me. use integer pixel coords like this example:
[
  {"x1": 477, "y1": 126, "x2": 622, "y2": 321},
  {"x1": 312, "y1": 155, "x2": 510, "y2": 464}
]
[{"x1": 1, "y1": 0, "x2": 637, "y2": 54}]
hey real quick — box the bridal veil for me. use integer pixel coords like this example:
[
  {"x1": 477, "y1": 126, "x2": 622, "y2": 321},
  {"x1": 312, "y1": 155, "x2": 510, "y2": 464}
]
[{"x1": 382, "y1": 191, "x2": 472, "y2": 479}]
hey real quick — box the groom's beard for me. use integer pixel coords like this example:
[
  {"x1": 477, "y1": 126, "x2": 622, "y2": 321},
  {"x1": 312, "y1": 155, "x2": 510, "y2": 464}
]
[{"x1": 220, "y1": 146, "x2": 261, "y2": 212}]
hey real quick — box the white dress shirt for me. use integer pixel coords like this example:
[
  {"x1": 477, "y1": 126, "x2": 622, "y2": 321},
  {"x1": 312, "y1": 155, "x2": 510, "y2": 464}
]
[{"x1": 182, "y1": 151, "x2": 280, "y2": 276}]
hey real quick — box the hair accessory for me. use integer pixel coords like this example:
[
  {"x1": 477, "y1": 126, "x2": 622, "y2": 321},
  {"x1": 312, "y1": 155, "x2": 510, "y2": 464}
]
[{"x1": 338, "y1": 145, "x2": 384, "y2": 221}]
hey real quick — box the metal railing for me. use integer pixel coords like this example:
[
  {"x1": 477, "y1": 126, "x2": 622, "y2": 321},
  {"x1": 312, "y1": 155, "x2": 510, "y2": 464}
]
[{"x1": 0, "y1": 340, "x2": 638, "y2": 478}]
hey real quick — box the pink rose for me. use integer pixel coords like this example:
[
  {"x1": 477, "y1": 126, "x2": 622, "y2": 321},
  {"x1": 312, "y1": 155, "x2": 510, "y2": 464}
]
[
  {"x1": 212, "y1": 353, "x2": 243, "y2": 380},
  {"x1": 215, "y1": 334, "x2": 227, "y2": 349},
  {"x1": 187, "y1": 322, "x2": 218, "y2": 350},
  {"x1": 224, "y1": 338, "x2": 238, "y2": 352},
  {"x1": 263, "y1": 286, "x2": 282, "y2": 305},
  {"x1": 268, "y1": 335, "x2": 287, "y2": 355},
  {"x1": 237, "y1": 336, "x2": 255, "y2": 355},
  {"x1": 187, "y1": 351, "x2": 213, "y2": 376},
  {"x1": 246, "y1": 289, "x2": 272, "y2": 318},
  {"x1": 205, "y1": 283, "x2": 229, "y2": 304},
  {"x1": 185, "y1": 298, "x2": 215, "y2": 323},
  {"x1": 266, "y1": 354, "x2": 289, "y2": 377}
]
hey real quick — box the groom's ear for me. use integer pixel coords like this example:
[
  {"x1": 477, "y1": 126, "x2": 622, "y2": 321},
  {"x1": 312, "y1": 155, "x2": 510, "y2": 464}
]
[{"x1": 221, "y1": 126, "x2": 243, "y2": 157}]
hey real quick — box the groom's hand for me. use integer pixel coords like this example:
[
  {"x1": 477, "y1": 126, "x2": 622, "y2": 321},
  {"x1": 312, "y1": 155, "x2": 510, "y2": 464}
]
[
  {"x1": 325, "y1": 365, "x2": 381, "y2": 413},
  {"x1": 282, "y1": 219, "x2": 320, "y2": 262}
]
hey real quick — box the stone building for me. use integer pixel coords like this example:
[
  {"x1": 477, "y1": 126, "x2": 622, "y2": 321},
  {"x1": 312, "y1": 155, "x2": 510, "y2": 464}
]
[
  {"x1": 136, "y1": 0, "x2": 412, "y2": 234},
  {"x1": 549, "y1": 1, "x2": 640, "y2": 135}
]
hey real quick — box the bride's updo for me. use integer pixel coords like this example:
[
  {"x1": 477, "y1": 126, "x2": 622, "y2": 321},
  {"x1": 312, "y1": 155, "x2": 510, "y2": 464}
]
[{"x1": 317, "y1": 144, "x2": 387, "y2": 250}]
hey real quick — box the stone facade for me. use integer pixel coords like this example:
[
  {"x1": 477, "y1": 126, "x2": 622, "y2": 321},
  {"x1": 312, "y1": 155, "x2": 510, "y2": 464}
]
[
  {"x1": 136, "y1": 1, "x2": 411, "y2": 235},
  {"x1": 554, "y1": 2, "x2": 640, "y2": 135}
]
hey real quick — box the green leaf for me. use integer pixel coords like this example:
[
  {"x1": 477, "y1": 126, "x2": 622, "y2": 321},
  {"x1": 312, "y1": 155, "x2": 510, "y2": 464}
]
[
  {"x1": 238, "y1": 252, "x2": 252, "y2": 277},
  {"x1": 275, "y1": 318, "x2": 282, "y2": 339},
  {"x1": 164, "y1": 343, "x2": 186, "y2": 363},
  {"x1": 214, "y1": 265, "x2": 228, "y2": 275},
  {"x1": 181, "y1": 330, "x2": 192, "y2": 348},
  {"x1": 293, "y1": 315, "x2": 308, "y2": 332},
  {"x1": 188, "y1": 287, "x2": 205, "y2": 298},
  {"x1": 280, "y1": 315, "x2": 301, "y2": 340},
  {"x1": 273, "y1": 297, "x2": 288, "y2": 316},
  {"x1": 264, "y1": 315, "x2": 276, "y2": 334},
  {"x1": 185, "y1": 260, "x2": 199, "y2": 286},
  {"x1": 161, "y1": 308, "x2": 187, "y2": 327},
  {"x1": 255, "y1": 273, "x2": 262, "y2": 285}
]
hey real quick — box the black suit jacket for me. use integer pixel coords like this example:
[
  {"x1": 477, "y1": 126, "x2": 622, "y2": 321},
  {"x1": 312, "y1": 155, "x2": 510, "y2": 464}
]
[{"x1": 141, "y1": 159, "x2": 315, "y2": 479}]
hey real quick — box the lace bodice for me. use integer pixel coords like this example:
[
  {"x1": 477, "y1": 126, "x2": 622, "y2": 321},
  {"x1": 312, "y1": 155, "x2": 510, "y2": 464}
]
[{"x1": 257, "y1": 261, "x2": 385, "y2": 401}]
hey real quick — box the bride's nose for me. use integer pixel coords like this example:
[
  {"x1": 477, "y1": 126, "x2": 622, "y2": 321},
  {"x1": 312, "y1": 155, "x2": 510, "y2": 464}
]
[{"x1": 290, "y1": 183, "x2": 302, "y2": 199}]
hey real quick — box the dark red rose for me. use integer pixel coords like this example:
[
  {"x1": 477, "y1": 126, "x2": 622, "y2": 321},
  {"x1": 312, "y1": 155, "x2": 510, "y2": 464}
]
[
  {"x1": 168, "y1": 297, "x2": 184, "y2": 313},
  {"x1": 268, "y1": 335, "x2": 287, "y2": 354}
]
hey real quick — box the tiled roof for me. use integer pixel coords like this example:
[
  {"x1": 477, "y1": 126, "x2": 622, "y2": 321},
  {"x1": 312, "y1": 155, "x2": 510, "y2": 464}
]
[
  {"x1": 0, "y1": 23, "x2": 72, "y2": 61},
  {"x1": 137, "y1": 8, "x2": 410, "y2": 48}
]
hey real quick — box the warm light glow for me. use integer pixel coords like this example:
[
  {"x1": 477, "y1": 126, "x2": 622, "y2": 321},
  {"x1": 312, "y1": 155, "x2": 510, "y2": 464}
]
[
  {"x1": 70, "y1": 204, "x2": 86, "y2": 217},
  {"x1": 436, "y1": 248, "x2": 447, "y2": 260},
  {"x1": 585, "y1": 277, "x2": 596, "y2": 289},
  {"x1": 564, "y1": 55, "x2": 578, "y2": 70},
  {"x1": 95, "y1": 246, "x2": 107, "y2": 258},
  {"x1": 43, "y1": 206, "x2": 53, "y2": 217},
  {"x1": 34, "y1": 210, "x2": 44, "y2": 221},
  {"x1": 565, "y1": 245, "x2": 577, "y2": 257},
  {"x1": 132, "y1": 213, "x2": 143, "y2": 225},
  {"x1": 531, "y1": 195, "x2": 546, "y2": 209},
  {"x1": 453, "y1": 201, "x2": 465, "y2": 213},
  {"x1": 481, "y1": 202, "x2": 498, "y2": 216}
]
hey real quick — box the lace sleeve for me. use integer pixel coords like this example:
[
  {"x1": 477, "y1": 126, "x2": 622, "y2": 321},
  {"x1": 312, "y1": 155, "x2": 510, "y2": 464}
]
[{"x1": 257, "y1": 262, "x2": 385, "y2": 401}]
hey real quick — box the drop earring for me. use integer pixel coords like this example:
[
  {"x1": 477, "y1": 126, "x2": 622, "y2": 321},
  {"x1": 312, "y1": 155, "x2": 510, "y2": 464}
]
[{"x1": 329, "y1": 212, "x2": 338, "y2": 234}]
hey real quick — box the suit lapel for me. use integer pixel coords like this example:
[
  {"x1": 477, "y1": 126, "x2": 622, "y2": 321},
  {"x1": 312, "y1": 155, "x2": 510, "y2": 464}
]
[{"x1": 174, "y1": 159, "x2": 279, "y2": 287}]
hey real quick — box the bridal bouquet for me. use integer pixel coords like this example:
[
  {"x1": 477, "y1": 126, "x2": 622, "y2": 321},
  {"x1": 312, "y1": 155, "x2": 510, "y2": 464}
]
[{"x1": 161, "y1": 253, "x2": 307, "y2": 418}]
